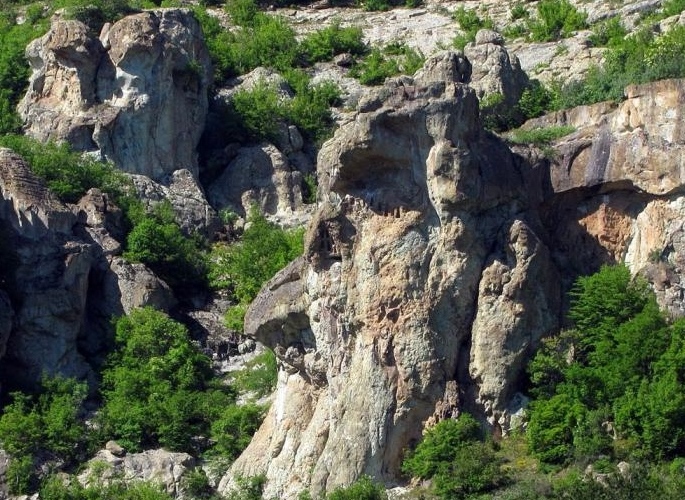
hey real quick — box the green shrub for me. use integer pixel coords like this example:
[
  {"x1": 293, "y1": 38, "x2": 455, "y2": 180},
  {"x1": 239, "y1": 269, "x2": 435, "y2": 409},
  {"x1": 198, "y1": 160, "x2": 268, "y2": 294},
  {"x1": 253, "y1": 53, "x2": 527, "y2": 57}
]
[
  {"x1": 208, "y1": 209, "x2": 304, "y2": 304},
  {"x1": 0, "y1": 135, "x2": 129, "y2": 204},
  {"x1": 402, "y1": 414, "x2": 505, "y2": 499},
  {"x1": 507, "y1": 125, "x2": 576, "y2": 146},
  {"x1": 663, "y1": 0, "x2": 685, "y2": 17},
  {"x1": 0, "y1": 376, "x2": 89, "y2": 494},
  {"x1": 100, "y1": 307, "x2": 232, "y2": 453},
  {"x1": 301, "y1": 21, "x2": 366, "y2": 64},
  {"x1": 589, "y1": 16, "x2": 627, "y2": 47},
  {"x1": 0, "y1": 6, "x2": 49, "y2": 134},
  {"x1": 210, "y1": 403, "x2": 266, "y2": 461},
  {"x1": 226, "y1": 475, "x2": 267, "y2": 500},
  {"x1": 232, "y1": 349, "x2": 278, "y2": 397},
  {"x1": 452, "y1": 7, "x2": 494, "y2": 48},
  {"x1": 230, "y1": 81, "x2": 285, "y2": 142},
  {"x1": 350, "y1": 47, "x2": 399, "y2": 85},
  {"x1": 529, "y1": 0, "x2": 587, "y2": 42},
  {"x1": 39, "y1": 474, "x2": 175, "y2": 500},
  {"x1": 194, "y1": 2, "x2": 300, "y2": 84},
  {"x1": 124, "y1": 201, "x2": 208, "y2": 291},
  {"x1": 327, "y1": 475, "x2": 387, "y2": 500},
  {"x1": 402, "y1": 414, "x2": 482, "y2": 479},
  {"x1": 510, "y1": 2, "x2": 529, "y2": 21}
]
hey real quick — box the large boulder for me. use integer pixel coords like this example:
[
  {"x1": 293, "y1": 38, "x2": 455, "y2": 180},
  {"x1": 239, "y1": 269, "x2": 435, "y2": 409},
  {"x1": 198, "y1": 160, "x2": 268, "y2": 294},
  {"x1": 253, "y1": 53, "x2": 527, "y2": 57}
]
[{"x1": 19, "y1": 9, "x2": 211, "y2": 180}]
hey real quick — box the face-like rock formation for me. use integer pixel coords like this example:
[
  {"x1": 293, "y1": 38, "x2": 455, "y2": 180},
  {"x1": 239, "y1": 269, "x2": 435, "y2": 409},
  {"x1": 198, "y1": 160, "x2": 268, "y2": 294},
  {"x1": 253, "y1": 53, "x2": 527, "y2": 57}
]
[
  {"x1": 19, "y1": 9, "x2": 211, "y2": 180},
  {"x1": 220, "y1": 53, "x2": 562, "y2": 498},
  {"x1": 221, "y1": 51, "x2": 685, "y2": 497}
]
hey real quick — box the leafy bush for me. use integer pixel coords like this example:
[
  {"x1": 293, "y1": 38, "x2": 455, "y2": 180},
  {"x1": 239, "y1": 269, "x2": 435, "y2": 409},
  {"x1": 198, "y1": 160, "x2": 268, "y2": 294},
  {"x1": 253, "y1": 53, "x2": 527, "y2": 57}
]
[
  {"x1": 301, "y1": 21, "x2": 366, "y2": 64},
  {"x1": 0, "y1": 376, "x2": 89, "y2": 494},
  {"x1": 208, "y1": 209, "x2": 304, "y2": 305},
  {"x1": 350, "y1": 47, "x2": 399, "y2": 85},
  {"x1": 99, "y1": 307, "x2": 232, "y2": 452},
  {"x1": 232, "y1": 349, "x2": 278, "y2": 397},
  {"x1": 525, "y1": 265, "x2": 685, "y2": 465},
  {"x1": 402, "y1": 414, "x2": 482, "y2": 479},
  {"x1": 327, "y1": 475, "x2": 387, "y2": 500},
  {"x1": 0, "y1": 7, "x2": 49, "y2": 134},
  {"x1": 506, "y1": 125, "x2": 576, "y2": 146},
  {"x1": 0, "y1": 134, "x2": 129, "y2": 204},
  {"x1": 510, "y1": 3, "x2": 529, "y2": 21},
  {"x1": 529, "y1": 0, "x2": 587, "y2": 42},
  {"x1": 39, "y1": 474, "x2": 174, "y2": 500},
  {"x1": 589, "y1": 16, "x2": 627, "y2": 47},
  {"x1": 194, "y1": 2, "x2": 300, "y2": 85},
  {"x1": 210, "y1": 403, "x2": 266, "y2": 461},
  {"x1": 452, "y1": 7, "x2": 494, "y2": 49},
  {"x1": 124, "y1": 201, "x2": 208, "y2": 291},
  {"x1": 402, "y1": 414, "x2": 504, "y2": 499},
  {"x1": 663, "y1": 0, "x2": 685, "y2": 17}
]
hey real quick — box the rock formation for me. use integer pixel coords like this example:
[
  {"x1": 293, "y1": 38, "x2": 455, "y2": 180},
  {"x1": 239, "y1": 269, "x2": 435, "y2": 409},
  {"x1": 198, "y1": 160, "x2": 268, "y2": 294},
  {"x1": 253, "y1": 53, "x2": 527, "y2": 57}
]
[
  {"x1": 222, "y1": 52, "x2": 685, "y2": 496},
  {"x1": 79, "y1": 446, "x2": 194, "y2": 498},
  {"x1": 19, "y1": 9, "x2": 211, "y2": 180},
  {"x1": 221, "y1": 53, "x2": 562, "y2": 498},
  {"x1": 0, "y1": 149, "x2": 175, "y2": 388}
]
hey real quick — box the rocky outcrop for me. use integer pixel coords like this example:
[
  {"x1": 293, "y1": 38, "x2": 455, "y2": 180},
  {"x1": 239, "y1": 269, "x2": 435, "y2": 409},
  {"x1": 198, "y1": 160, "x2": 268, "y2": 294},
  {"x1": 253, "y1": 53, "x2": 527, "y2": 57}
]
[
  {"x1": 130, "y1": 169, "x2": 220, "y2": 237},
  {"x1": 465, "y1": 29, "x2": 529, "y2": 107},
  {"x1": 208, "y1": 143, "x2": 314, "y2": 223},
  {"x1": 79, "y1": 447, "x2": 194, "y2": 497},
  {"x1": 221, "y1": 52, "x2": 561, "y2": 498},
  {"x1": 222, "y1": 49, "x2": 685, "y2": 496},
  {"x1": 19, "y1": 9, "x2": 211, "y2": 180},
  {"x1": 0, "y1": 149, "x2": 177, "y2": 388}
]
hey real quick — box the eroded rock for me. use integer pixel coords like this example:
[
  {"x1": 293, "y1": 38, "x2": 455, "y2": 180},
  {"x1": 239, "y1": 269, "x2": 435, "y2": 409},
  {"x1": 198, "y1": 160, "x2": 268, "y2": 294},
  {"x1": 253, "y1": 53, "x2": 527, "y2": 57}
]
[{"x1": 19, "y1": 9, "x2": 211, "y2": 180}]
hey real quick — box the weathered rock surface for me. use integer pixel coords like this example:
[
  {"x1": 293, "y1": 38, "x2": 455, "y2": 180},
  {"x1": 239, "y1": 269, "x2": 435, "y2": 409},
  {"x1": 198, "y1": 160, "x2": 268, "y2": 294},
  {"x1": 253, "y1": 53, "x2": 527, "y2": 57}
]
[
  {"x1": 221, "y1": 52, "x2": 561, "y2": 498},
  {"x1": 208, "y1": 143, "x2": 315, "y2": 224},
  {"x1": 19, "y1": 9, "x2": 211, "y2": 180},
  {"x1": 465, "y1": 29, "x2": 529, "y2": 107},
  {"x1": 79, "y1": 447, "x2": 194, "y2": 497},
  {"x1": 222, "y1": 51, "x2": 685, "y2": 496},
  {"x1": 0, "y1": 149, "x2": 176, "y2": 388},
  {"x1": 130, "y1": 169, "x2": 220, "y2": 237}
]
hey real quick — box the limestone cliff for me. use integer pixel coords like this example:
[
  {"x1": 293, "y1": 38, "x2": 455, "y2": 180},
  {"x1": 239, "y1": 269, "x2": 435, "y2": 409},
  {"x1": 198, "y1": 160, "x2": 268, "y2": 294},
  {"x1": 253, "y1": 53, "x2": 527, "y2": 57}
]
[
  {"x1": 222, "y1": 58, "x2": 685, "y2": 497},
  {"x1": 19, "y1": 9, "x2": 211, "y2": 180}
]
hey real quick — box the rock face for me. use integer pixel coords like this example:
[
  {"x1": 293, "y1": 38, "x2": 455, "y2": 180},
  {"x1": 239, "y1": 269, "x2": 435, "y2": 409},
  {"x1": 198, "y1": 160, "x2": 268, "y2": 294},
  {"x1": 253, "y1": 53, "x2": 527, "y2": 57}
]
[
  {"x1": 222, "y1": 52, "x2": 685, "y2": 497},
  {"x1": 19, "y1": 9, "x2": 211, "y2": 180},
  {"x1": 0, "y1": 149, "x2": 176, "y2": 388},
  {"x1": 221, "y1": 53, "x2": 561, "y2": 498},
  {"x1": 80, "y1": 447, "x2": 194, "y2": 498}
]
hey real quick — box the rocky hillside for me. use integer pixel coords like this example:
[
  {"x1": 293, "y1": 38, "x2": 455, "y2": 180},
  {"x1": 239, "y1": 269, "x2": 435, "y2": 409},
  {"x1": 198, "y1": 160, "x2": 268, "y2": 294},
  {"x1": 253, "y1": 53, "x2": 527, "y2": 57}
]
[{"x1": 1, "y1": 0, "x2": 685, "y2": 498}]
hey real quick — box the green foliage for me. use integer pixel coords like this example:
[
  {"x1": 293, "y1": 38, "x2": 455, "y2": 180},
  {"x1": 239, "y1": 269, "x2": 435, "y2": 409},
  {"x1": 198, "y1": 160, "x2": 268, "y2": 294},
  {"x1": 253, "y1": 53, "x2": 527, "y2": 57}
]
[
  {"x1": 510, "y1": 3, "x2": 530, "y2": 21},
  {"x1": 99, "y1": 307, "x2": 232, "y2": 453},
  {"x1": 529, "y1": 0, "x2": 587, "y2": 42},
  {"x1": 507, "y1": 126, "x2": 576, "y2": 146},
  {"x1": 208, "y1": 208, "x2": 304, "y2": 306},
  {"x1": 663, "y1": 0, "x2": 685, "y2": 17},
  {"x1": 402, "y1": 414, "x2": 504, "y2": 499},
  {"x1": 124, "y1": 201, "x2": 208, "y2": 291},
  {"x1": 232, "y1": 349, "x2": 278, "y2": 397},
  {"x1": 301, "y1": 21, "x2": 366, "y2": 64},
  {"x1": 0, "y1": 6, "x2": 49, "y2": 134},
  {"x1": 589, "y1": 16, "x2": 627, "y2": 47},
  {"x1": 194, "y1": 2, "x2": 300, "y2": 85},
  {"x1": 0, "y1": 376, "x2": 89, "y2": 494},
  {"x1": 229, "y1": 81, "x2": 284, "y2": 142},
  {"x1": 402, "y1": 414, "x2": 482, "y2": 479},
  {"x1": 226, "y1": 475, "x2": 266, "y2": 500},
  {"x1": 181, "y1": 468, "x2": 216, "y2": 499},
  {"x1": 350, "y1": 47, "x2": 399, "y2": 85},
  {"x1": 210, "y1": 403, "x2": 266, "y2": 461},
  {"x1": 0, "y1": 134, "x2": 129, "y2": 203},
  {"x1": 526, "y1": 265, "x2": 685, "y2": 466},
  {"x1": 326, "y1": 475, "x2": 387, "y2": 500},
  {"x1": 452, "y1": 7, "x2": 494, "y2": 49},
  {"x1": 39, "y1": 474, "x2": 174, "y2": 500}
]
